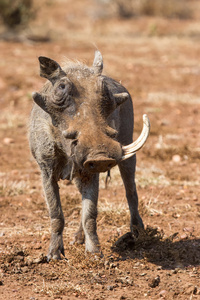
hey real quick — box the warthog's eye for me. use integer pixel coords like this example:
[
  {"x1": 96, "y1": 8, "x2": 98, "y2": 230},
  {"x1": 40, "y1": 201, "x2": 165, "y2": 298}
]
[
  {"x1": 51, "y1": 79, "x2": 77, "y2": 114},
  {"x1": 105, "y1": 126, "x2": 118, "y2": 139},
  {"x1": 58, "y1": 83, "x2": 66, "y2": 90},
  {"x1": 54, "y1": 81, "x2": 71, "y2": 101}
]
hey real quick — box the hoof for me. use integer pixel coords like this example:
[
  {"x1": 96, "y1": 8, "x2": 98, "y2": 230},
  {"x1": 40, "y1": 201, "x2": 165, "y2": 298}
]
[
  {"x1": 47, "y1": 245, "x2": 65, "y2": 261},
  {"x1": 70, "y1": 231, "x2": 85, "y2": 245}
]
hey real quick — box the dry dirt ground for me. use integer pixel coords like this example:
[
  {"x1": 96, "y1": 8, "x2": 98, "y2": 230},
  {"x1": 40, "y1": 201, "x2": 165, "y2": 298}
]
[{"x1": 0, "y1": 0, "x2": 200, "y2": 299}]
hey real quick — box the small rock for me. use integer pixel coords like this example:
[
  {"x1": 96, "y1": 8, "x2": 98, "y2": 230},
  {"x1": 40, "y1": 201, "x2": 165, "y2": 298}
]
[
  {"x1": 16, "y1": 255, "x2": 24, "y2": 262},
  {"x1": 149, "y1": 275, "x2": 160, "y2": 288},
  {"x1": 33, "y1": 243, "x2": 42, "y2": 250},
  {"x1": 107, "y1": 285, "x2": 114, "y2": 291},
  {"x1": 109, "y1": 263, "x2": 117, "y2": 269},
  {"x1": 185, "y1": 286, "x2": 198, "y2": 295},
  {"x1": 3, "y1": 137, "x2": 14, "y2": 145},
  {"x1": 104, "y1": 260, "x2": 109, "y2": 266},
  {"x1": 0, "y1": 268, "x2": 4, "y2": 275},
  {"x1": 0, "y1": 280, "x2": 3, "y2": 286},
  {"x1": 26, "y1": 197, "x2": 32, "y2": 202},
  {"x1": 183, "y1": 227, "x2": 194, "y2": 233},
  {"x1": 72, "y1": 292, "x2": 79, "y2": 297},
  {"x1": 25, "y1": 257, "x2": 34, "y2": 266},
  {"x1": 193, "y1": 286, "x2": 198, "y2": 295},
  {"x1": 159, "y1": 290, "x2": 167, "y2": 298},
  {"x1": 172, "y1": 213, "x2": 180, "y2": 218},
  {"x1": 126, "y1": 279, "x2": 133, "y2": 286},
  {"x1": 33, "y1": 254, "x2": 47, "y2": 264},
  {"x1": 172, "y1": 154, "x2": 181, "y2": 163},
  {"x1": 41, "y1": 234, "x2": 49, "y2": 241},
  {"x1": 21, "y1": 266, "x2": 29, "y2": 273},
  {"x1": 180, "y1": 233, "x2": 187, "y2": 239}
]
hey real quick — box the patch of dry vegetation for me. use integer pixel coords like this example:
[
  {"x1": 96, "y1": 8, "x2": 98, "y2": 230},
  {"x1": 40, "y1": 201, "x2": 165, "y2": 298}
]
[
  {"x1": 144, "y1": 144, "x2": 200, "y2": 162},
  {"x1": 136, "y1": 0, "x2": 193, "y2": 19},
  {"x1": 0, "y1": 177, "x2": 29, "y2": 196},
  {"x1": 0, "y1": 0, "x2": 35, "y2": 29},
  {"x1": 98, "y1": 0, "x2": 194, "y2": 20}
]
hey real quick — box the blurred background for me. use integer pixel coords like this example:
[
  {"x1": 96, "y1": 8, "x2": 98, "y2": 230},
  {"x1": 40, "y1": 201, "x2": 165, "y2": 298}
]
[{"x1": 0, "y1": 1, "x2": 200, "y2": 298}]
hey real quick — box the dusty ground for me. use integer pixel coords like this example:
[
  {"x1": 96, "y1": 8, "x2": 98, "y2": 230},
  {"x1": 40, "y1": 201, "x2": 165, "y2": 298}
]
[{"x1": 0, "y1": 0, "x2": 200, "y2": 299}]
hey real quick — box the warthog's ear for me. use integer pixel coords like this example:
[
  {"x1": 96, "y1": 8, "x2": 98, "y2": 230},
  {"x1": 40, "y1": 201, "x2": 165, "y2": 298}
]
[
  {"x1": 38, "y1": 56, "x2": 66, "y2": 84},
  {"x1": 32, "y1": 92, "x2": 47, "y2": 112},
  {"x1": 92, "y1": 50, "x2": 103, "y2": 75}
]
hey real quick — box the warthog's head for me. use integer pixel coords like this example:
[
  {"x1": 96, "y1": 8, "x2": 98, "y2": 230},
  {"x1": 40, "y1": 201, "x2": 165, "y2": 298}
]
[{"x1": 32, "y1": 51, "x2": 150, "y2": 177}]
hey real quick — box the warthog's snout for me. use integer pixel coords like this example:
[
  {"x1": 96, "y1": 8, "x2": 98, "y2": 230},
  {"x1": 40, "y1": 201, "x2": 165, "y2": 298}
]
[{"x1": 84, "y1": 156, "x2": 116, "y2": 173}]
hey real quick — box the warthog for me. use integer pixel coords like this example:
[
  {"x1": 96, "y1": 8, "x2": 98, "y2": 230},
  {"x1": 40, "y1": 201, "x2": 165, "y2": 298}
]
[{"x1": 29, "y1": 51, "x2": 150, "y2": 260}]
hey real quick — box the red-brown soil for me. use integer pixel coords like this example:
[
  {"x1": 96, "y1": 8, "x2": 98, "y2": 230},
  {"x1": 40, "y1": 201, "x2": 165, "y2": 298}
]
[{"x1": 0, "y1": 1, "x2": 200, "y2": 299}]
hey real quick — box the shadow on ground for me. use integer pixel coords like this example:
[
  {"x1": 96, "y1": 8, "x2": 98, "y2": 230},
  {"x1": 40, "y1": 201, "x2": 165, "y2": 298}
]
[{"x1": 112, "y1": 227, "x2": 200, "y2": 270}]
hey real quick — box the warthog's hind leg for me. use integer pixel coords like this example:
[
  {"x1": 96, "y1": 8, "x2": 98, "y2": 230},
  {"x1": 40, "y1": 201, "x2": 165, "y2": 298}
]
[{"x1": 71, "y1": 221, "x2": 85, "y2": 245}]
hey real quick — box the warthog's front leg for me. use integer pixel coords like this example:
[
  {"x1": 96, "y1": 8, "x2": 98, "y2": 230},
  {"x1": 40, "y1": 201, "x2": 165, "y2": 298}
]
[
  {"x1": 75, "y1": 174, "x2": 100, "y2": 253},
  {"x1": 40, "y1": 163, "x2": 65, "y2": 260},
  {"x1": 118, "y1": 155, "x2": 144, "y2": 231}
]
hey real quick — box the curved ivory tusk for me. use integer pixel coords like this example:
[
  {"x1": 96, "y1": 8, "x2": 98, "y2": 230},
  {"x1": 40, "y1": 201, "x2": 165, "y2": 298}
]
[{"x1": 121, "y1": 114, "x2": 150, "y2": 161}]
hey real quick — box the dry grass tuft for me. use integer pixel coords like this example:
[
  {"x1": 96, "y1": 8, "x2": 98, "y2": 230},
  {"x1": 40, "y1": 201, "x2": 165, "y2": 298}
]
[
  {"x1": 34, "y1": 280, "x2": 66, "y2": 297},
  {"x1": 0, "y1": 179, "x2": 29, "y2": 196}
]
